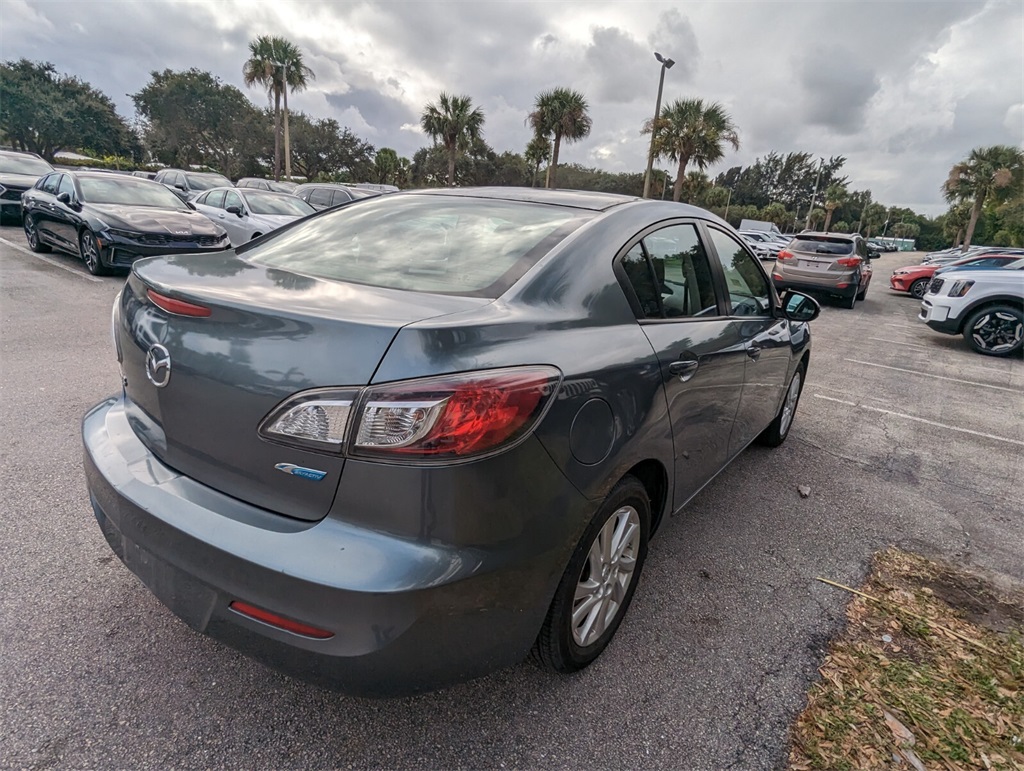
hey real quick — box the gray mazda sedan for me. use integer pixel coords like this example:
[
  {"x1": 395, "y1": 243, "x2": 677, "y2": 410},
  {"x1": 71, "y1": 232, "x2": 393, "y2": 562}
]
[{"x1": 83, "y1": 188, "x2": 820, "y2": 695}]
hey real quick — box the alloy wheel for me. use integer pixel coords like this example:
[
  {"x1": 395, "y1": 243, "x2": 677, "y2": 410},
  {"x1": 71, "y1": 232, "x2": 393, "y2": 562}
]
[
  {"x1": 779, "y1": 371, "x2": 802, "y2": 437},
  {"x1": 24, "y1": 216, "x2": 38, "y2": 249},
  {"x1": 80, "y1": 231, "x2": 100, "y2": 272},
  {"x1": 572, "y1": 505, "x2": 641, "y2": 648},
  {"x1": 972, "y1": 312, "x2": 1023, "y2": 354},
  {"x1": 910, "y1": 279, "x2": 927, "y2": 299}
]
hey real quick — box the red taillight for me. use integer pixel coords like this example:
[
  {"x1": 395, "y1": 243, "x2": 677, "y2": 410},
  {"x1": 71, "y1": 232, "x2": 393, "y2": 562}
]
[
  {"x1": 147, "y1": 289, "x2": 212, "y2": 317},
  {"x1": 777, "y1": 250, "x2": 794, "y2": 260},
  {"x1": 353, "y1": 366, "x2": 561, "y2": 460},
  {"x1": 228, "y1": 601, "x2": 334, "y2": 639},
  {"x1": 836, "y1": 257, "x2": 862, "y2": 268}
]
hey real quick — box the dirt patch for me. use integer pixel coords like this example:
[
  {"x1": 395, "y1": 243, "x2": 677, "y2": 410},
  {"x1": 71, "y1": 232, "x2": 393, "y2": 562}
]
[{"x1": 788, "y1": 548, "x2": 1024, "y2": 771}]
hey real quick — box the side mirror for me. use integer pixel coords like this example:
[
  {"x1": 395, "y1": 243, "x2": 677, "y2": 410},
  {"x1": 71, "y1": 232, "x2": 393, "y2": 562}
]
[
  {"x1": 185, "y1": 201, "x2": 197, "y2": 211},
  {"x1": 173, "y1": 183, "x2": 187, "y2": 191},
  {"x1": 781, "y1": 291, "x2": 820, "y2": 323},
  {"x1": 868, "y1": 250, "x2": 880, "y2": 259},
  {"x1": 226, "y1": 205, "x2": 243, "y2": 217},
  {"x1": 56, "y1": 191, "x2": 72, "y2": 206}
]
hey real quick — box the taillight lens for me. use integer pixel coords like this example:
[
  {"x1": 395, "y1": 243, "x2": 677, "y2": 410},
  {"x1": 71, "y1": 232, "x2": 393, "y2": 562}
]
[
  {"x1": 353, "y1": 366, "x2": 561, "y2": 460},
  {"x1": 147, "y1": 289, "x2": 212, "y2": 317},
  {"x1": 836, "y1": 257, "x2": 862, "y2": 268},
  {"x1": 259, "y1": 366, "x2": 562, "y2": 461},
  {"x1": 777, "y1": 250, "x2": 794, "y2": 260}
]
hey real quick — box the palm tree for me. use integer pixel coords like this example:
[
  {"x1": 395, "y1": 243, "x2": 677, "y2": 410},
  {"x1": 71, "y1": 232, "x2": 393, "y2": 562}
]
[
  {"x1": 527, "y1": 88, "x2": 592, "y2": 188},
  {"x1": 243, "y1": 35, "x2": 315, "y2": 181},
  {"x1": 524, "y1": 134, "x2": 551, "y2": 188},
  {"x1": 420, "y1": 93, "x2": 484, "y2": 187},
  {"x1": 643, "y1": 98, "x2": 739, "y2": 203},
  {"x1": 822, "y1": 183, "x2": 849, "y2": 233},
  {"x1": 943, "y1": 145, "x2": 1024, "y2": 251}
]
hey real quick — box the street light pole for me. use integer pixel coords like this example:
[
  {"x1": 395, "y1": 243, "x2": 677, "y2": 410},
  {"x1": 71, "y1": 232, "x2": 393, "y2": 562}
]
[
  {"x1": 642, "y1": 52, "x2": 674, "y2": 199},
  {"x1": 280, "y1": 60, "x2": 291, "y2": 181},
  {"x1": 724, "y1": 186, "x2": 733, "y2": 222}
]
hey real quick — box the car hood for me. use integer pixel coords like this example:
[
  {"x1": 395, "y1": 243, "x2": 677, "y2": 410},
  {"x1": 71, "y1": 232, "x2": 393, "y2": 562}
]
[
  {"x1": 88, "y1": 204, "x2": 224, "y2": 236},
  {"x1": 0, "y1": 172, "x2": 44, "y2": 188},
  {"x1": 936, "y1": 267, "x2": 1024, "y2": 282}
]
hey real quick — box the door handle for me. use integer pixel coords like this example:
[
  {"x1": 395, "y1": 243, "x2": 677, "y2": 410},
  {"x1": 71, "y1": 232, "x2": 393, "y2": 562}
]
[
  {"x1": 668, "y1": 360, "x2": 699, "y2": 382},
  {"x1": 747, "y1": 345, "x2": 762, "y2": 361}
]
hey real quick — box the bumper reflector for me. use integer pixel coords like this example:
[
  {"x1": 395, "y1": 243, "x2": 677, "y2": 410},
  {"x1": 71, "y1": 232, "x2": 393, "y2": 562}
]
[{"x1": 228, "y1": 600, "x2": 334, "y2": 639}]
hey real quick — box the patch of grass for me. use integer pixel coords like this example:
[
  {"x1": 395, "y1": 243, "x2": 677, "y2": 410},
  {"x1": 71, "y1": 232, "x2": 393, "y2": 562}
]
[{"x1": 789, "y1": 548, "x2": 1024, "y2": 771}]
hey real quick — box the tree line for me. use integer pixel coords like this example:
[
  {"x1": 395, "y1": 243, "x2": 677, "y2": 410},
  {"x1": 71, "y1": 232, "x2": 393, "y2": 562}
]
[{"x1": 2, "y1": 43, "x2": 1021, "y2": 250}]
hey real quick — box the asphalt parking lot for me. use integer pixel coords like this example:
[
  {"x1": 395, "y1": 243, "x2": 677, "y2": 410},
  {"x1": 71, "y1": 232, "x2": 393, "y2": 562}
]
[{"x1": 1, "y1": 226, "x2": 1021, "y2": 770}]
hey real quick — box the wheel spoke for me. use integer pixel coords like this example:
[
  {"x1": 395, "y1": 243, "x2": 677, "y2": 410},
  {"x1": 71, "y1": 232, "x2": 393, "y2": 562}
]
[
  {"x1": 616, "y1": 553, "x2": 637, "y2": 575},
  {"x1": 611, "y1": 520, "x2": 637, "y2": 563},
  {"x1": 572, "y1": 586, "x2": 601, "y2": 627}
]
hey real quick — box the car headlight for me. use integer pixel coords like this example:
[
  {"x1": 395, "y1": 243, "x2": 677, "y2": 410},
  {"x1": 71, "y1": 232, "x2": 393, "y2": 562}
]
[
  {"x1": 948, "y1": 280, "x2": 974, "y2": 297},
  {"x1": 106, "y1": 228, "x2": 138, "y2": 240}
]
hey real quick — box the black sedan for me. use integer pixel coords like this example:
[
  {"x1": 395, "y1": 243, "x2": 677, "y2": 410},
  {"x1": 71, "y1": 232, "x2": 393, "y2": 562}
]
[
  {"x1": 0, "y1": 149, "x2": 54, "y2": 223},
  {"x1": 83, "y1": 188, "x2": 820, "y2": 695},
  {"x1": 22, "y1": 171, "x2": 230, "y2": 275}
]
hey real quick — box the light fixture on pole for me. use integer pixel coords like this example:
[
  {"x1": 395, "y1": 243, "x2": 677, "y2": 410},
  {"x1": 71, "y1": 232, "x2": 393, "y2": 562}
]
[{"x1": 642, "y1": 51, "x2": 674, "y2": 199}]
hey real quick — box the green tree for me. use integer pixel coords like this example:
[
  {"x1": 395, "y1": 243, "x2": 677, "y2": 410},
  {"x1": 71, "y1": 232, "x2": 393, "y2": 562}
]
[
  {"x1": 861, "y1": 202, "x2": 887, "y2": 237},
  {"x1": 420, "y1": 92, "x2": 484, "y2": 187},
  {"x1": 287, "y1": 112, "x2": 374, "y2": 181},
  {"x1": 943, "y1": 145, "x2": 1024, "y2": 251},
  {"x1": 807, "y1": 207, "x2": 826, "y2": 229},
  {"x1": 822, "y1": 183, "x2": 849, "y2": 232},
  {"x1": 527, "y1": 87, "x2": 592, "y2": 189},
  {"x1": 133, "y1": 69, "x2": 268, "y2": 178},
  {"x1": 0, "y1": 59, "x2": 133, "y2": 161},
  {"x1": 703, "y1": 186, "x2": 730, "y2": 209},
  {"x1": 374, "y1": 147, "x2": 400, "y2": 185},
  {"x1": 524, "y1": 134, "x2": 551, "y2": 188},
  {"x1": 760, "y1": 202, "x2": 789, "y2": 230},
  {"x1": 243, "y1": 36, "x2": 315, "y2": 181},
  {"x1": 643, "y1": 97, "x2": 739, "y2": 203}
]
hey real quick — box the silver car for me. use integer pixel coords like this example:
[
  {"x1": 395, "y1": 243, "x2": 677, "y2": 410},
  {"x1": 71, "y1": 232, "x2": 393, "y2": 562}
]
[{"x1": 192, "y1": 187, "x2": 315, "y2": 246}]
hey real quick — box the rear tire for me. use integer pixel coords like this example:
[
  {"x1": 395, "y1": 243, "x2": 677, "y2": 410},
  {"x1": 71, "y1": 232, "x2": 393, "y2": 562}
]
[
  {"x1": 909, "y1": 278, "x2": 928, "y2": 299},
  {"x1": 757, "y1": 363, "x2": 806, "y2": 447},
  {"x1": 532, "y1": 476, "x2": 650, "y2": 674},
  {"x1": 24, "y1": 215, "x2": 51, "y2": 253},
  {"x1": 79, "y1": 229, "x2": 110, "y2": 276},
  {"x1": 962, "y1": 305, "x2": 1023, "y2": 357}
]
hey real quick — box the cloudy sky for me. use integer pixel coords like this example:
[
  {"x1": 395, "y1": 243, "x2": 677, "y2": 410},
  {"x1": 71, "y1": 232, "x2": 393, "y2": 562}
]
[{"x1": 4, "y1": 0, "x2": 1022, "y2": 214}]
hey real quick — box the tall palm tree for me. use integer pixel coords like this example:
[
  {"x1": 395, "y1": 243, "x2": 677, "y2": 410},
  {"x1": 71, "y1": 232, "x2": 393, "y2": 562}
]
[
  {"x1": 643, "y1": 98, "x2": 739, "y2": 203},
  {"x1": 243, "y1": 35, "x2": 315, "y2": 181},
  {"x1": 527, "y1": 88, "x2": 592, "y2": 189},
  {"x1": 420, "y1": 93, "x2": 484, "y2": 187},
  {"x1": 822, "y1": 182, "x2": 849, "y2": 233},
  {"x1": 943, "y1": 145, "x2": 1024, "y2": 251},
  {"x1": 524, "y1": 134, "x2": 551, "y2": 188}
]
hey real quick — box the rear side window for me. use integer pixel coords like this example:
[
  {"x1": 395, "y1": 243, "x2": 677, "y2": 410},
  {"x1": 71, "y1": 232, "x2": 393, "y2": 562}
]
[
  {"x1": 309, "y1": 188, "x2": 333, "y2": 207},
  {"x1": 792, "y1": 236, "x2": 854, "y2": 255},
  {"x1": 244, "y1": 195, "x2": 593, "y2": 298},
  {"x1": 619, "y1": 223, "x2": 719, "y2": 319}
]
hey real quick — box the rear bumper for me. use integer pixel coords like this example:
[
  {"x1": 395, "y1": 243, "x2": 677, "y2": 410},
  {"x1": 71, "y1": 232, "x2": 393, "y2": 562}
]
[
  {"x1": 772, "y1": 277, "x2": 857, "y2": 299},
  {"x1": 83, "y1": 396, "x2": 589, "y2": 696}
]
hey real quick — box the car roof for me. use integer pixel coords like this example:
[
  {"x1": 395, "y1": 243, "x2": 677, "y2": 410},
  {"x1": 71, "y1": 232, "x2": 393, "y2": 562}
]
[{"x1": 407, "y1": 186, "x2": 642, "y2": 212}]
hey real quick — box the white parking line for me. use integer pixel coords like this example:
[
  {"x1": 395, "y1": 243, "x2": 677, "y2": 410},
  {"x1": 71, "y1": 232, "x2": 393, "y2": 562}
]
[
  {"x1": 867, "y1": 336, "x2": 932, "y2": 349},
  {"x1": 0, "y1": 235, "x2": 103, "y2": 283},
  {"x1": 812, "y1": 394, "x2": 1024, "y2": 447},
  {"x1": 844, "y1": 359, "x2": 1018, "y2": 393}
]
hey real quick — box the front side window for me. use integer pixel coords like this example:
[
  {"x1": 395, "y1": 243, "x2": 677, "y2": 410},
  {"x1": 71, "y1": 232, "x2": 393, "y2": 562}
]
[
  {"x1": 331, "y1": 189, "x2": 354, "y2": 206},
  {"x1": 57, "y1": 175, "x2": 76, "y2": 198},
  {"x1": 41, "y1": 173, "x2": 61, "y2": 194},
  {"x1": 223, "y1": 190, "x2": 243, "y2": 211},
  {"x1": 204, "y1": 190, "x2": 226, "y2": 209},
  {"x1": 707, "y1": 228, "x2": 772, "y2": 317}
]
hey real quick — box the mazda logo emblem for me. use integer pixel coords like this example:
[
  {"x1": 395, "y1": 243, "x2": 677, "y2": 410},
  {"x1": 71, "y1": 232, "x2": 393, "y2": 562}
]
[{"x1": 146, "y1": 344, "x2": 172, "y2": 387}]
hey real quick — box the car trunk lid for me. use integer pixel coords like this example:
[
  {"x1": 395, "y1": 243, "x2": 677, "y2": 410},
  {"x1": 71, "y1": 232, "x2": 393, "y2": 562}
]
[{"x1": 117, "y1": 252, "x2": 487, "y2": 521}]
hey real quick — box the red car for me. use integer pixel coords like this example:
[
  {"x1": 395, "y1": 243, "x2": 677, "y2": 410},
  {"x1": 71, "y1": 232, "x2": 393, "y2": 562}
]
[{"x1": 890, "y1": 253, "x2": 1021, "y2": 299}]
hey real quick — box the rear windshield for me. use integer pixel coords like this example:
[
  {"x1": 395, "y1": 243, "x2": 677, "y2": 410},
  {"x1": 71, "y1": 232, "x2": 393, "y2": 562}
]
[
  {"x1": 243, "y1": 195, "x2": 592, "y2": 297},
  {"x1": 792, "y1": 236, "x2": 854, "y2": 256},
  {"x1": 186, "y1": 173, "x2": 233, "y2": 190},
  {"x1": 79, "y1": 176, "x2": 189, "y2": 209},
  {"x1": 244, "y1": 191, "x2": 315, "y2": 216}
]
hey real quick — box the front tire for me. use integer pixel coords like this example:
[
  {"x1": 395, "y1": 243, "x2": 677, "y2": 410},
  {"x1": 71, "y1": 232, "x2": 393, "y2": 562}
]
[
  {"x1": 24, "y1": 215, "x2": 51, "y2": 253},
  {"x1": 757, "y1": 363, "x2": 806, "y2": 447},
  {"x1": 962, "y1": 305, "x2": 1023, "y2": 357},
  {"x1": 909, "y1": 278, "x2": 928, "y2": 300},
  {"x1": 79, "y1": 229, "x2": 110, "y2": 276},
  {"x1": 532, "y1": 476, "x2": 650, "y2": 674}
]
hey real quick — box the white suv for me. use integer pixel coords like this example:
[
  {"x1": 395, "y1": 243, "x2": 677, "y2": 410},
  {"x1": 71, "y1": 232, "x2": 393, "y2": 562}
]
[{"x1": 919, "y1": 258, "x2": 1024, "y2": 356}]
